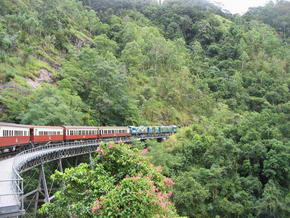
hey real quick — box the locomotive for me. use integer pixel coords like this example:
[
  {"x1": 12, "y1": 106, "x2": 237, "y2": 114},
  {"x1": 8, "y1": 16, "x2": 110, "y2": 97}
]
[{"x1": 0, "y1": 122, "x2": 177, "y2": 153}]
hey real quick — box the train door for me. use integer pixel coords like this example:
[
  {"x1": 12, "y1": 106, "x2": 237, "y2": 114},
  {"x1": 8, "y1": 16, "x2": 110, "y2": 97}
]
[
  {"x1": 30, "y1": 127, "x2": 34, "y2": 143},
  {"x1": 63, "y1": 128, "x2": 67, "y2": 141}
]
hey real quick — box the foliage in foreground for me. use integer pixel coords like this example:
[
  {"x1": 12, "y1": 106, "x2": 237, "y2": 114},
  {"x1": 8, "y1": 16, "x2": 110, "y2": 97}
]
[
  {"x1": 148, "y1": 107, "x2": 290, "y2": 217},
  {"x1": 39, "y1": 143, "x2": 179, "y2": 217}
]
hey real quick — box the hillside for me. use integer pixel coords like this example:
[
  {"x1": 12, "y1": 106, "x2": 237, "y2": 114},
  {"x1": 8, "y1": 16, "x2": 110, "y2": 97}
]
[
  {"x1": 1, "y1": 0, "x2": 289, "y2": 126},
  {"x1": 0, "y1": 0, "x2": 290, "y2": 216}
]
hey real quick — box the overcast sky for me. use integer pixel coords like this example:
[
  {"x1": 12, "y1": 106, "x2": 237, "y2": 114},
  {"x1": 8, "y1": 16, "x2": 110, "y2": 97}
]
[{"x1": 210, "y1": 0, "x2": 274, "y2": 14}]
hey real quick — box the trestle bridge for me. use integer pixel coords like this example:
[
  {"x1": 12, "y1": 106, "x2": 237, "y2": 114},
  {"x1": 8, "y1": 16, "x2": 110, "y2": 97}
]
[{"x1": 0, "y1": 134, "x2": 169, "y2": 217}]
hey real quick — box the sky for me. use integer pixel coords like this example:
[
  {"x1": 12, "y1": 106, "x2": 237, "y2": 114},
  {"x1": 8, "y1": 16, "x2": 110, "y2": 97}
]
[{"x1": 210, "y1": 0, "x2": 273, "y2": 14}]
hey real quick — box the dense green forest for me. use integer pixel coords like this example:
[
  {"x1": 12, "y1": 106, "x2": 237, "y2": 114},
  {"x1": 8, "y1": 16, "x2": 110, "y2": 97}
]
[{"x1": 0, "y1": 0, "x2": 289, "y2": 217}]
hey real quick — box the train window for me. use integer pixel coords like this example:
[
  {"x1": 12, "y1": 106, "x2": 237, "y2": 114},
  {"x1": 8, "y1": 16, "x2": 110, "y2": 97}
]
[{"x1": 14, "y1": 131, "x2": 24, "y2": 136}]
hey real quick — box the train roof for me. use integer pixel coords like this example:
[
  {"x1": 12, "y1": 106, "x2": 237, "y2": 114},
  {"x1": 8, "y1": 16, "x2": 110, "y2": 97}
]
[
  {"x1": 32, "y1": 126, "x2": 64, "y2": 129},
  {"x1": 0, "y1": 122, "x2": 32, "y2": 128},
  {"x1": 63, "y1": 126, "x2": 128, "y2": 129},
  {"x1": 63, "y1": 126, "x2": 99, "y2": 129}
]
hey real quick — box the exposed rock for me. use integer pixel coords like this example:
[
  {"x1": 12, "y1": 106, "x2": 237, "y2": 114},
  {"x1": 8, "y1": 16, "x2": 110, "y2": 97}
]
[{"x1": 26, "y1": 69, "x2": 53, "y2": 88}]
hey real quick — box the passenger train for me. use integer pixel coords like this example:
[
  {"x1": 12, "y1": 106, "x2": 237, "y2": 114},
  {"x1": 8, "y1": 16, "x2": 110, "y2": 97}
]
[{"x1": 0, "y1": 122, "x2": 177, "y2": 154}]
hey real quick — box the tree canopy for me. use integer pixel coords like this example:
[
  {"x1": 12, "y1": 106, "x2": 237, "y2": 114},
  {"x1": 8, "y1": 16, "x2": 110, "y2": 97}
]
[{"x1": 40, "y1": 143, "x2": 179, "y2": 217}]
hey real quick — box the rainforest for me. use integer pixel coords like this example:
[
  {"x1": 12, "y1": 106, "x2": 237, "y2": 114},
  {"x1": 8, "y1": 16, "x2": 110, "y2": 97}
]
[{"x1": 0, "y1": 0, "x2": 289, "y2": 217}]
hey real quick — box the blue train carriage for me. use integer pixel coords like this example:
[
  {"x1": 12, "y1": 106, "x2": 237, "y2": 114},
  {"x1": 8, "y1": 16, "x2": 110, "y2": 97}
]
[
  {"x1": 170, "y1": 125, "x2": 178, "y2": 133},
  {"x1": 129, "y1": 126, "x2": 148, "y2": 135},
  {"x1": 147, "y1": 126, "x2": 160, "y2": 134},
  {"x1": 160, "y1": 125, "x2": 178, "y2": 134},
  {"x1": 129, "y1": 125, "x2": 177, "y2": 135}
]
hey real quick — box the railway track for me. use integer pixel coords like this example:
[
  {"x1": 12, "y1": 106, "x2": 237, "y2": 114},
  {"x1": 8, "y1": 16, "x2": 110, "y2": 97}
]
[{"x1": 0, "y1": 150, "x2": 19, "y2": 161}]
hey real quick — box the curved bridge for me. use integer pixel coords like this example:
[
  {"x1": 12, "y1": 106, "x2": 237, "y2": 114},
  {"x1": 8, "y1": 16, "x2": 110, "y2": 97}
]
[{"x1": 0, "y1": 134, "x2": 169, "y2": 217}]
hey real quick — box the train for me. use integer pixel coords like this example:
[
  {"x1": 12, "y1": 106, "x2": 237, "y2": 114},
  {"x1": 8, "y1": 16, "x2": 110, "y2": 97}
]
[{"x1": 0, "y1": 122, "x2": 177, "y2": 153}]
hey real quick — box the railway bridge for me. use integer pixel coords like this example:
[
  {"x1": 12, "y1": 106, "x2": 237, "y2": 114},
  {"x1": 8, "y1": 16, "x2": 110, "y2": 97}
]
[{"x1": 0, "y1": 134, "x2": 169, "y2": 217}]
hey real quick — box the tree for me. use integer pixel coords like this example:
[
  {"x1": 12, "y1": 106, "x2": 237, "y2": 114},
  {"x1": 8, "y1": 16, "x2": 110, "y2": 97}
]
[
  {"x1": 40, "y1": 143, "x2": 179, "y2": 217},
  {"x1": 148, "y1": 109, "x2": 290, "y2": 217},
  {"x1": 20, "y1": 85, "x2": 86, "y2": 125},
  {"x1": 59, "y1": 47, "x2": 140, "y2": 125}
]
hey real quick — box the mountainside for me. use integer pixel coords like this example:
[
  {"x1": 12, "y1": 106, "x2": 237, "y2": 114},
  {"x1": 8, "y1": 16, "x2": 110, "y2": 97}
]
[
  {"x1": 1, "y1": 0, "x2": 289, "y2": 217},
  {"x1": 1, "y1": 0, "x2": 289, "y2": 127}
]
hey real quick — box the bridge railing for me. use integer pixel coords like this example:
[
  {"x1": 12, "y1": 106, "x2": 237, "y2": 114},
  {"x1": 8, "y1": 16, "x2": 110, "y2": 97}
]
[
  {"x1": 12, "y1": 134, "x2": 171, "y2": 172},
  {"x1": 13, "y1": 140, "x2": 98, "y2": 171}
]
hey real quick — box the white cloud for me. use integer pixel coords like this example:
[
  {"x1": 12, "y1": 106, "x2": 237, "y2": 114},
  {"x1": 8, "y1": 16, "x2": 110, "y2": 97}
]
[{"x1": 210, "y1": 0, "x2": 273, "y2": 14}]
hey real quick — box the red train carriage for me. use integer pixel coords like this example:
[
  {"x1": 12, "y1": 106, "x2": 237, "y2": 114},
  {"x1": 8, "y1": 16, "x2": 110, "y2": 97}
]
[
  {"x1": 31, "y1": 126, "x2": 64, "y2": 143},
  {"x1": 0, "y1": 122, "x2": 31, "y2": 149},
  {"x1": 99, "y1": 126, "x2": 130, "y2": 138},
  {"x1": 63, "y1": 126, "x2": 99, "y2": 141}
]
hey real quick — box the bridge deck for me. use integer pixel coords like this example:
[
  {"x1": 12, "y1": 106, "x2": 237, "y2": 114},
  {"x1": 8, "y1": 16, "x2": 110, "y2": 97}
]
[{"x1": 0, "y1": 157, "x2": 21, "y2": 217}]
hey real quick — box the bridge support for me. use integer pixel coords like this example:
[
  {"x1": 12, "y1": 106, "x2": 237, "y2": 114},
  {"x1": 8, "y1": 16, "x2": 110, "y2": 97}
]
[
  {"x1": 89, "y1": 152, "x2": 93, "y2": 169},
  {"x1": 157, "y1": 137, "x2": 166, "y2": 143},
  {"x1": 58, "y1": 158, "x2": 63, "y2": 173},
  {"x1": 40, "y1": 164, "x2": 50, "y2": 203}
]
